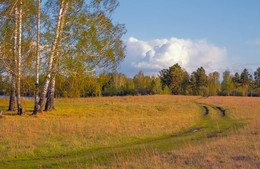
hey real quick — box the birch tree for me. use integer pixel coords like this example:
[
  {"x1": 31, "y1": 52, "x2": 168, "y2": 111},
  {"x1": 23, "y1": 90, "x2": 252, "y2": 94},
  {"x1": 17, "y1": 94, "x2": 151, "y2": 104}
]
[
  {"x1": 36, "y1": 0, "x2": 69, "y2": 113},
  {"x1": 9, "y1": 5, "x2": 18, "y2": 111},
  {"x1": 1, "y1": 0, "x2": 37, "y2": 113},
  {"x1": 0, "y1": 0, "x2": 18, "y2": 111},
  {"x1": 16, "y1": 0, "x2": 23, "y2": 114},
  {"x1": 1, "y1": 0, "x2": 126, "y2": 114},
  {"x1": 33, "y1": 0, "x2": 41, "y2": 114},
  {"x1": 34, "y1": 0, "x2": 126, "y2": 113},
  {"x1": 1, "y1": 2, "x2": 17, "y2": 110},
  {"x1": 45, "y1": 3, "x2": 126, "y2": 111}
]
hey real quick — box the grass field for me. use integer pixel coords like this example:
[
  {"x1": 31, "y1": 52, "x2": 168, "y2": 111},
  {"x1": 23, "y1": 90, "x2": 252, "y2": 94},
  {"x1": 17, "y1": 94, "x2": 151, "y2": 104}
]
[{"x1": 0, "y1": 95, "x2": 259, "y2": 168}]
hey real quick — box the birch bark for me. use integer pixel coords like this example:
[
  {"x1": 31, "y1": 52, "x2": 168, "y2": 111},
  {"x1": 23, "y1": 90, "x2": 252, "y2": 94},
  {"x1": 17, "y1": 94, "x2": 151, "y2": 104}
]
[
  {"x1": 33, "y1": 0, "x2": 41, "y2": 114},
  {"x1": 45, "y1": 76, "x2": 55, "y2": 111},
  {"x1": 8, "y1": 7, "x2": 18, "y2": 111},
  {"x1": 44, "y1": 1, "x2": 69, "y2": 111},
  {"x1": 38, "y1": 0, "x2": 68, "y2": 112},
  {"x1": 16, "y1": 0, "x2": 23, "y2": 114}
]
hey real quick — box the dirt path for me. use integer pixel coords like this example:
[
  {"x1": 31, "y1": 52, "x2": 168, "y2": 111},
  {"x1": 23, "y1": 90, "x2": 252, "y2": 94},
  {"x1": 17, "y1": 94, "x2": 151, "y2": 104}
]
[
  {"x1": 203, "y1": 106, "x2": 209, "y2": 115},
  {"x1": 0, "y1": 99, "x2": 239, "y2": 169},
  {"x1": 216, "y1": 107, "x2": 226, "y2": 117},
  {"x1": 194, "y1": 98, "x2": 226, "y2": 117}
]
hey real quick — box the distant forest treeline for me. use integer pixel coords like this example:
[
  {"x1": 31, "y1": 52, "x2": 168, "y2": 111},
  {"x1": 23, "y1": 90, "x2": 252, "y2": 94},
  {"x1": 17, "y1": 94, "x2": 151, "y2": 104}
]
[{"x1": 1, "y1": 64, "x2": 260, "y2": 97}]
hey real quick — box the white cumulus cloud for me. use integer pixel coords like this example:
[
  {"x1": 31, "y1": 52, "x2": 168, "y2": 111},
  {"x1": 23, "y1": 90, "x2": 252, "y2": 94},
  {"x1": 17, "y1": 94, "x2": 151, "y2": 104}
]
[{"x1": 119, "y1": 37, "x2": 228, "y2": 77}]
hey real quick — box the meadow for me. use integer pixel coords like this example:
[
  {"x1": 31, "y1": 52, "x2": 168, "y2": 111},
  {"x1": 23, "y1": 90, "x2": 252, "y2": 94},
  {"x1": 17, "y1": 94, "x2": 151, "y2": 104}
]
[{"x1": 0, "y1": 95, "x2": 259, "y2": 168}]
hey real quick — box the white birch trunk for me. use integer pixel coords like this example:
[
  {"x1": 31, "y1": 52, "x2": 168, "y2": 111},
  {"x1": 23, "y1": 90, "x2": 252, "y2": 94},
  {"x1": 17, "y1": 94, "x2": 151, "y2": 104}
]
[
  {"x1": 16, "y1": 0, "x2": 23, "y2": 114},
  {"x1": 44, "y1": 2, "x2": 69, "y2": 111},
  {"x1": 45, "y1": 76, "x2": 55, "y2": 111},
  {"x1": 33, "y1": 0, "x2": 41, "y2": 114},
  {"x1": 38, "y1": 1, "x2": 68, "y2": 112},
  {"x1": 9, "y1": 6, "x2": 18, "y2": 111}
]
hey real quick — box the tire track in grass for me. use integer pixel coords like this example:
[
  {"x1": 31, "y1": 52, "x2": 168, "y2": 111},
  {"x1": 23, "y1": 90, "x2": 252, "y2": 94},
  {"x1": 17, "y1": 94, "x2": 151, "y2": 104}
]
[
  {"x1": 203, "y1": 106, "x2": 209, "y2": 116},
  {"x1": 216, "y1": 106, "x2": 226, "y2": 117},
  {"x1": 0, "y1": 98, "x2": 244, "y2": 169},
  {"x1": 193, "y1": 97, "x2": 226, "y2": 117},
  {"x1": 193, "y1": 97, "x2": 243, "y2": 139}
]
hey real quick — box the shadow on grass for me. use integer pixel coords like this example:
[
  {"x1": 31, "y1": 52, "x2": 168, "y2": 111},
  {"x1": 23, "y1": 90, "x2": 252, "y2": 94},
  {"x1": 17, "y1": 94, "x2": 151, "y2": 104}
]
[{"x1": 0, "y1": 106, "x2": 35, "y2": 116}]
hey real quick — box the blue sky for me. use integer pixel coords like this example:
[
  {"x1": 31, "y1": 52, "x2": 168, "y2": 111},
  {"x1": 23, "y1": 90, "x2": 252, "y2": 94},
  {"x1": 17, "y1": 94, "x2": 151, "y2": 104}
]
[{"x1": 113, "y1": 0, "x2": 260, "y2": 77}]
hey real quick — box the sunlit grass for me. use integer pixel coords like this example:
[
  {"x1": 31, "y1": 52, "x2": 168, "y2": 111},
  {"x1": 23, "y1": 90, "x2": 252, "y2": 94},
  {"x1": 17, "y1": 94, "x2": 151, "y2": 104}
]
[
  {"x1": 0, "y1": 96, "x2": 259, "y2": 168},
  {"x1": 0, "y1": 96, "x2": 200, "y2": 163},
  {"x1": 94, "y1": 96, "x2": 260, "y2": 169}
]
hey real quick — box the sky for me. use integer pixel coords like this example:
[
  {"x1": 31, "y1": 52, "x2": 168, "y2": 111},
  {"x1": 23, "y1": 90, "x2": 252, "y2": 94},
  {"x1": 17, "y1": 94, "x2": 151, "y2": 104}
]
[{"x1": 112, "y1": 0, "x2": 260, "y2": 77}]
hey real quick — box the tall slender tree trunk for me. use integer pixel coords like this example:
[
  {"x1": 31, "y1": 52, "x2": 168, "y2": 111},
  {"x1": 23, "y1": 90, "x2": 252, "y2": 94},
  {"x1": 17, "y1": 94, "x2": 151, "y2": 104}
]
[
  {"x1": 8, "y1": 74, "x2": 16, "y2": 111},
  {"x1": 9, "y1": 7, "x2": 18, "y2": 111},
  {"x1": 45, "y1": 75, "x2": 55, "y2": 111},
  {"x1": 16, "y1": 1, "x2": 23, "y2": 115},
  {"x1": 44, "y1": 0, "x2": 69, "y2": 112},
  {"x1": 33, "y1": 0, "x2": 41, "y2": 115},
  {"x1": 37, "y1": 1, "x2": 68, "y2": 112},
  {"x1": 45, "y1": 1, "x2": 69, "y2": 111}
]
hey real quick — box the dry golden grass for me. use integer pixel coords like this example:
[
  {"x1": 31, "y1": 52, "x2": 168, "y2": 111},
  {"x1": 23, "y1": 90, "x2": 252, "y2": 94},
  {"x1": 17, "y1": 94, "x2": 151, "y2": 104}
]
[
  {"x1": 199, "y1": 96, "x2": 260, "y2": 120},
  {"x1": 100, "y1": 120, "x2": 259, "y2": 169},
  {"x1": 1, "y1": 96, "x2": 259, "y2": 168},
  {"x1": 0, "y1": 95, "x2": 200, "y2": 164},
  {"x1": 96, "y1": 96, "x2": 260, "y2": 169}
]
